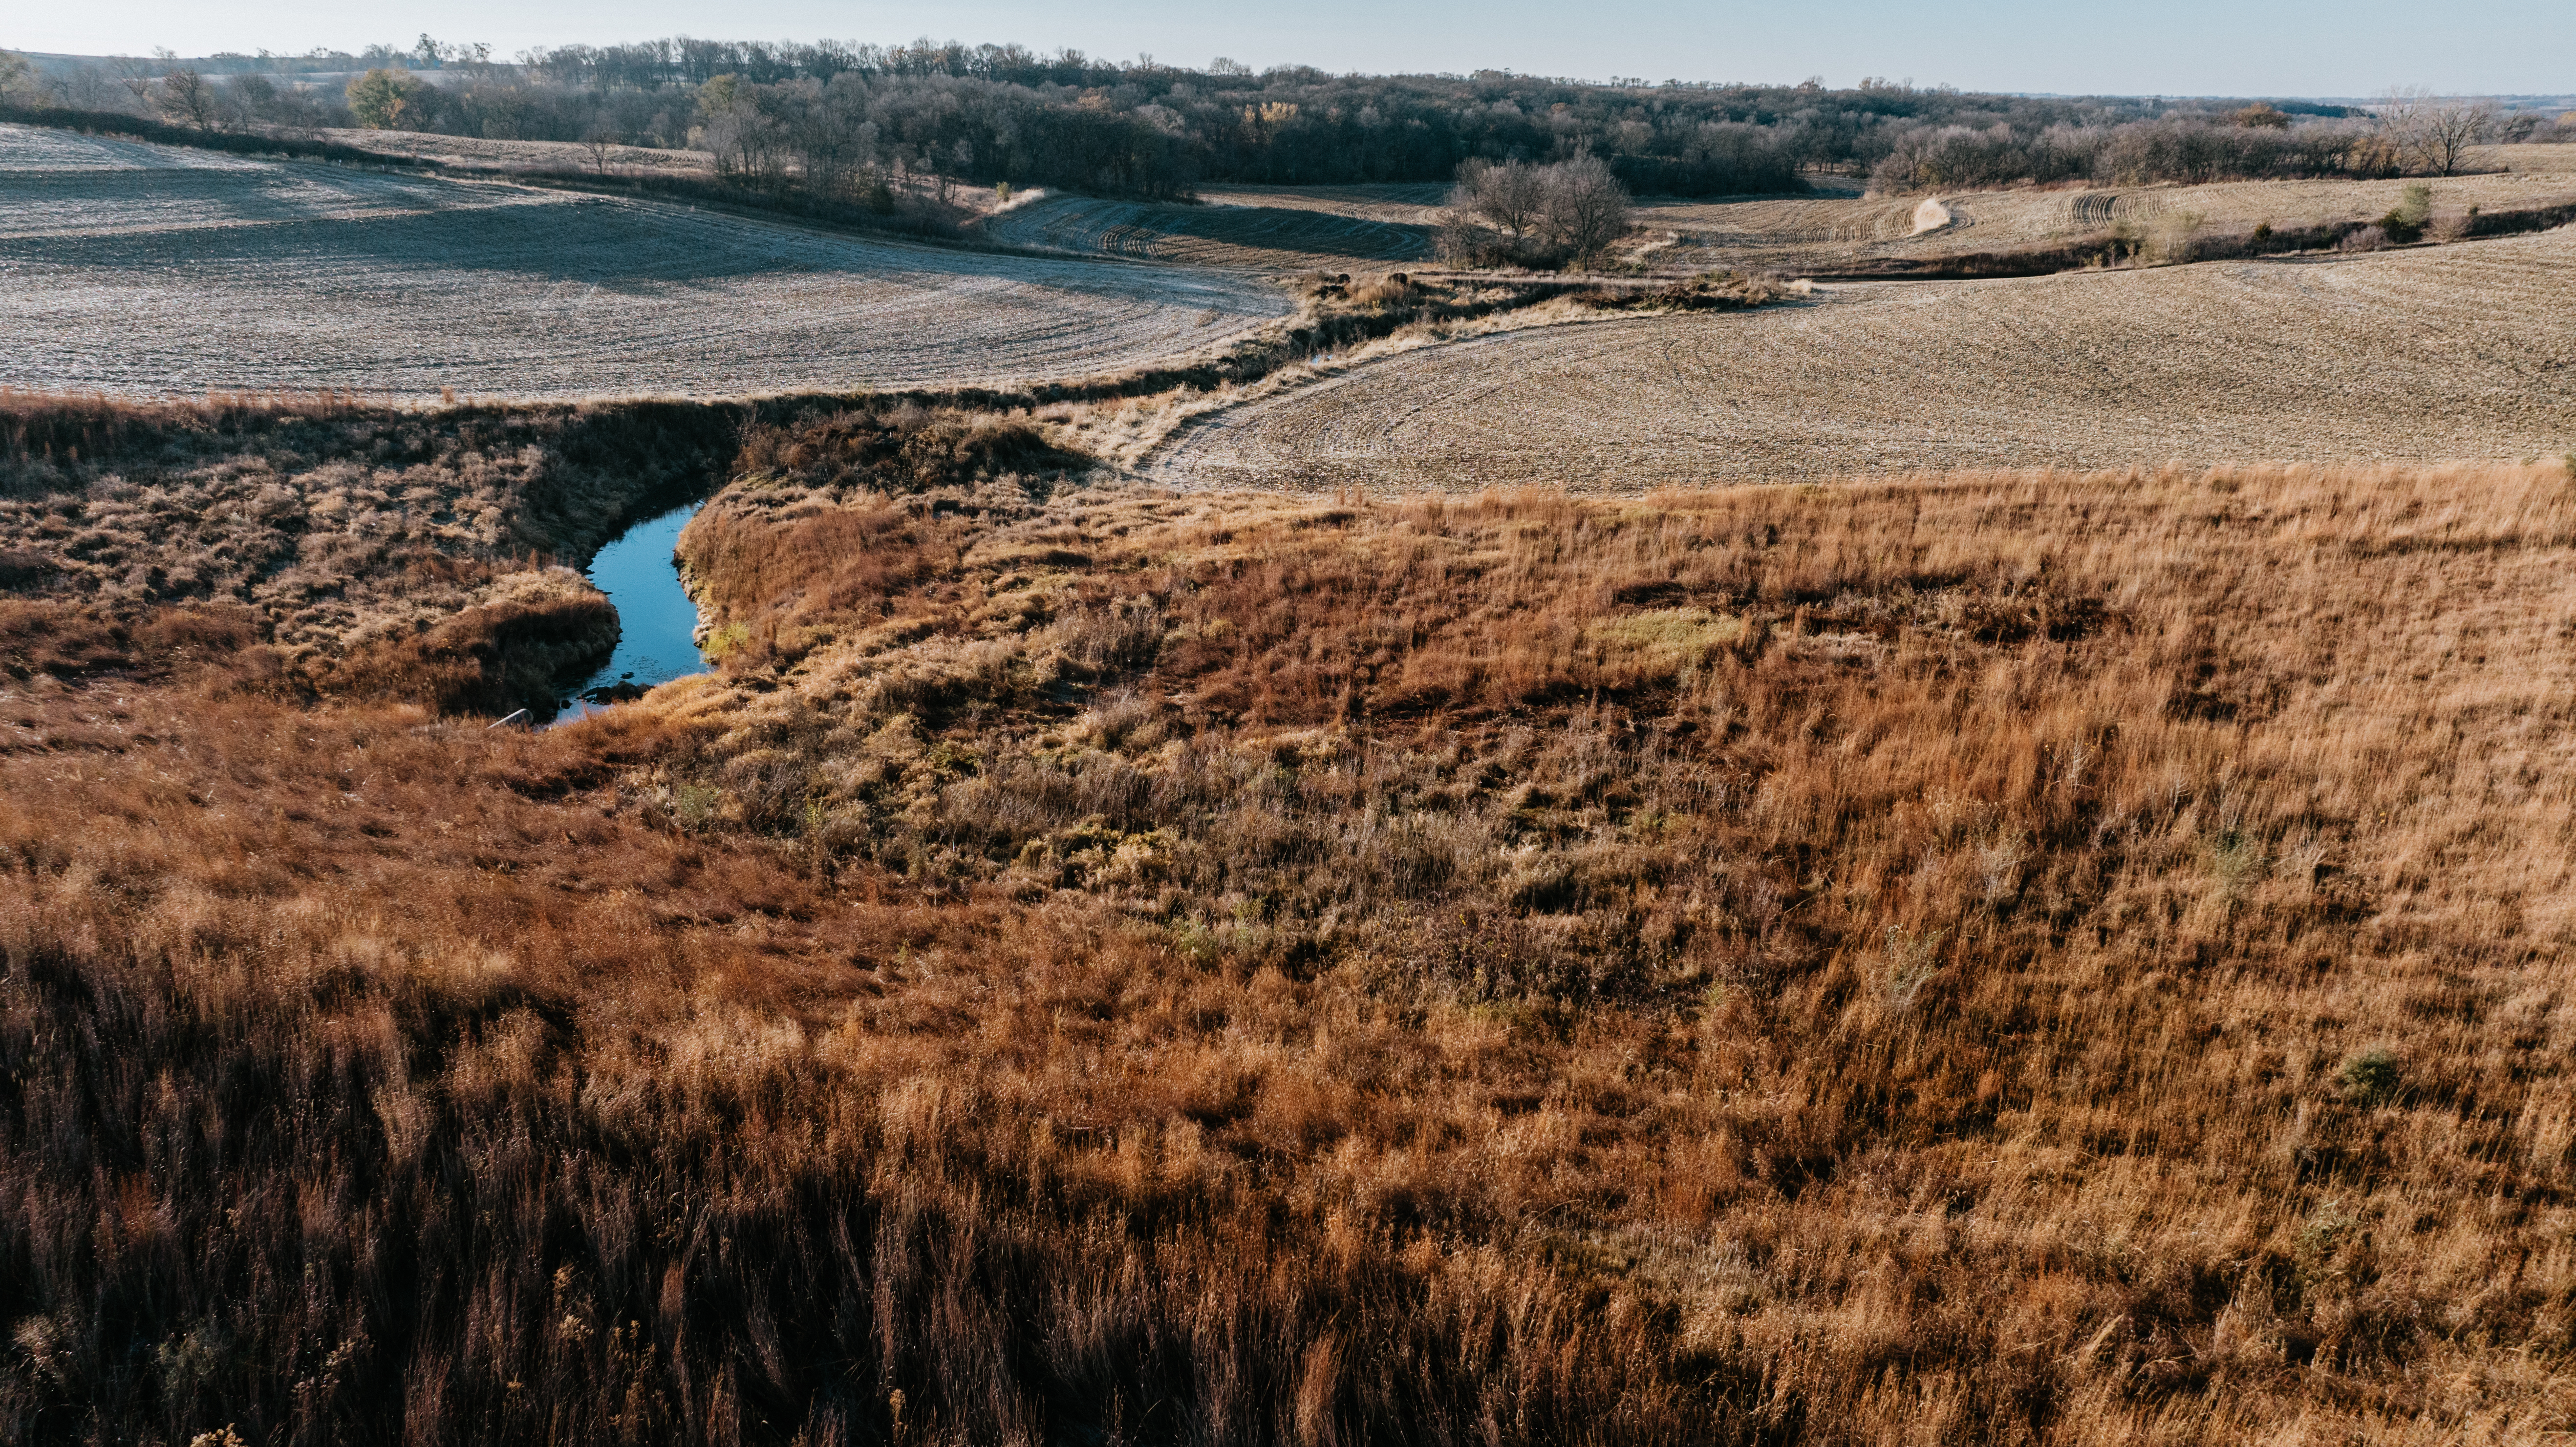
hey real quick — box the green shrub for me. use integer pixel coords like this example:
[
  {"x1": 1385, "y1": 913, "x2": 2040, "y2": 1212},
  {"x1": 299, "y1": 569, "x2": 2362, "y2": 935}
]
[
  {"x1": 2339, "y1": 1044, "x2": 2403, "y2": 1105},
  {"x1": 2380, "y1": 184, "x2": 2434, "y2": 243}
]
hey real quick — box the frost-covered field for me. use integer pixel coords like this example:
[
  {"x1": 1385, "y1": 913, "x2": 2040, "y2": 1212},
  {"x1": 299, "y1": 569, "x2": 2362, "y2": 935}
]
[
  {"x1": 0, "y1": 126, "x2": 1289, "y2": 399},
  {"x1": 981, "y1": 185, "x2": 1443, "y2": 270},
  {"x1": 1153, "y1": 225, "x2": 2576, "y2": 490}
]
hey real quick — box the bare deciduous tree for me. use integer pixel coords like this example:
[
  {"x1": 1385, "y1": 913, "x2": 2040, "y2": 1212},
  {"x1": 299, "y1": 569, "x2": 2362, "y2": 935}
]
[
  {"x1": 1540, "y1": 153, "x2": 1633, "y2": 262},
  {"x1": 158, "y1": 67, "x2": 218, "y2": 129},
  {"x1": 1443, "y1": 155, "x2": 1633, "y2": 268},
  {"x1": 111, "y1": 53, "x2": 164, "y2": 112},
  {"x1": 1454, "y1": 158, "x2": 1548, "y2": 240},
  {"x1": 0, "y1": 49, "x2": 35, "y2": 105},
  {"x1": 2379, "y1": 85, "x2": 2496, "y2": 176},
  {"x1": 222, "y1": 73, "x2": 278, "y2": 128},
  {"x1": 61, "y1": 64, "x2": 121, "y2": 111}
]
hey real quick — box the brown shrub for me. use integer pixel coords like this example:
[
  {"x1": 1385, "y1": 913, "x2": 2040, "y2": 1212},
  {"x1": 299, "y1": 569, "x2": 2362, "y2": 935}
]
[{"x1": 735, "y1": 402, "x2": 1089, "y2": 496}]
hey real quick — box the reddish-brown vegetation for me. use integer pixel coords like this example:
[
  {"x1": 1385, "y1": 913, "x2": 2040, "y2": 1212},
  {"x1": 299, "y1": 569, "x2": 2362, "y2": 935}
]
[{"x1": 6, "y1": 439, "x2": 2576, "y2": 1443}]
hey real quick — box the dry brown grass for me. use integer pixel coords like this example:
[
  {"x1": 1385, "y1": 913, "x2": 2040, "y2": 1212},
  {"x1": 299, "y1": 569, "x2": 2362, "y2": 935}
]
[
  {"x1": 9, "y1": 447, "x2": 2576, "y2": 1442},
  {"x1": 0, "y1": 388, "x2": 754, "y2": 712},
  {"x1": 628, "y1": 454, "x2": 2576, "y2": 1439}
]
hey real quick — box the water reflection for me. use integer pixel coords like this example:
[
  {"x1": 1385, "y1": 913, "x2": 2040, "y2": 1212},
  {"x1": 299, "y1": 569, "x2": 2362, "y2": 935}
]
[{"x1": 551, "y1": 503, "x2": 707, "y2": 724}]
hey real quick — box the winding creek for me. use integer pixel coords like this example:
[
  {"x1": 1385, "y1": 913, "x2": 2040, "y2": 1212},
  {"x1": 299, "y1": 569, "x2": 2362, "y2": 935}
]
[{"x1": 551, "y1": 502, "x2": 709, "y2": 724}]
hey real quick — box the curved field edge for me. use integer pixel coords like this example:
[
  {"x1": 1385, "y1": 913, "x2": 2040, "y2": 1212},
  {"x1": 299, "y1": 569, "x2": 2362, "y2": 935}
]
[
  {"x1": 1635, "y1": 160, "x2": 2576, "y2": 275},
  {"x1": 0, "y1": 124, "x2": 1292, "y2": 401},
  {"x1": 1149, "y1": 227, "x2": 2576, "y2": 492}
]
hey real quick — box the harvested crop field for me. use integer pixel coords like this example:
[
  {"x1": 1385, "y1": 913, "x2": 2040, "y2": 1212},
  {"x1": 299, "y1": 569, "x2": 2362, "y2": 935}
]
[
  {"x1": 1640, "y1": 160, "x2": 2576, "y2": 272},
  {"x1": 982, "y1": 184, "x2": 1443, "y2": 269},
  {"x1": 1153, "y1": 226, "x2": 2576, "y2": 491},
  {"x1": 0, "y1": 124, "x2": 1290, "y2": 400},
  {"x1": 316, "y1": 127, "x2": 718, "y2": 177}
]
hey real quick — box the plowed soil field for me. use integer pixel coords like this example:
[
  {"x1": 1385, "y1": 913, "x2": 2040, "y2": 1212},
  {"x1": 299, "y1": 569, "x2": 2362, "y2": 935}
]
[
  {"x1": 1152, "y1": 225, "x2": 2576, "y2": 491},
  {"x1": 982, "y1": 184, "x2": 1444, "y2": 270},
  {"x1": 0, "y1": 124, "x2": 1289, "y2": 400}
]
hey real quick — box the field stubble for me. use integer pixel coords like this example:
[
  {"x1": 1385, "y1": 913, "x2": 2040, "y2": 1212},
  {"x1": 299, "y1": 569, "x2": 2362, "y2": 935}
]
[
  {"x1": 0, "y1": 124, "x2": 1289, "y2": 400},
  {"x1": 1636, "y1": 149, "x2": 2576, "y2": 272},
  {"x1": 1154, "y1": 224, "x2": 2576, "y2": 491}
]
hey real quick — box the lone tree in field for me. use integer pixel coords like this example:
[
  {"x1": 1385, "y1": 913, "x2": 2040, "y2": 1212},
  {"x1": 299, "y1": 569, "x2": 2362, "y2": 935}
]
[
  {"x1": 1540, "y1": 153, "x2": 1633, "y2": 263},
  {"x1": 1444, "y1": 155, "x2": 1634, "y2": 268},
  {"x1": 346, "y1": 68, "x2": 425, "y2": 130}
]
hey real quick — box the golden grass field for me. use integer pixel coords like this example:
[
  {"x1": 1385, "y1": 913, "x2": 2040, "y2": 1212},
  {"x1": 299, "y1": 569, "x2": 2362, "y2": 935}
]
[
  {"x1": 9, "y1": 411, "x2": 2576, "y2": 1438},
  {"x1": 1151, "y1": 223, "x2": 2576, "y2": 490}
]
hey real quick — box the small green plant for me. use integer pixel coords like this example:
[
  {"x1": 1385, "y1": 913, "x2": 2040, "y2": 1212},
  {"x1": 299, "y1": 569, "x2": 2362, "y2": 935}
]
[
  {"x1": 671, "y1": 783, "x2": 721, "y2": 830},
  {"x1": 2380, "y1": 184, "x2": 2433, "y2": 243},
  {"x1": 701, "y1": 621, "x2": 751, "y2": 661},
  {"x1": 2339, "y1": 1044, "x2": 2403, "y2": 1105},
  {"x1": 2208, "y1": 828, "x2": 2267, "y2": 906}
]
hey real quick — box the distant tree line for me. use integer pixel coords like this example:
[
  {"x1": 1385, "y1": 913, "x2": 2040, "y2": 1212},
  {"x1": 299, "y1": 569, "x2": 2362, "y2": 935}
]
[
  {"x1": 1868, "y1": 91, "x2": 2536, "y2": 192},
  {"x1": 10, "y1": 38, "x2": 2571, "y2": 200}
]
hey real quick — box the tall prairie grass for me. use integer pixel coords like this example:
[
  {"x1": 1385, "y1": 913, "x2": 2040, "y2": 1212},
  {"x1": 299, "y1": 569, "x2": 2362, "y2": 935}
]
[{"x1": 5, "y1": 454, "x2": 2575, "y2": 1442}]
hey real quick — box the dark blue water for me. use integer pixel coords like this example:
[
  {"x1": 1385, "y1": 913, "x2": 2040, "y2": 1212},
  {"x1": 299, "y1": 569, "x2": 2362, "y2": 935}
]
[{"x1": 552, "y1": 503, "x2": 708, "y2": 724}]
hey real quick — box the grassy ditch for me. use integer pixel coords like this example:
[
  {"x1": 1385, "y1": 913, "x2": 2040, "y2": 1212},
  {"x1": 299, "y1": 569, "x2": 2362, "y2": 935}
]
[{"x1": 0, "y1": 267, "x2": 1756, "y2": 714}]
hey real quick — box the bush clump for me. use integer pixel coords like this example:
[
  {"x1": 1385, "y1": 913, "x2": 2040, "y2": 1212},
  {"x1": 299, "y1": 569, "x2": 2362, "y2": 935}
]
[{"x1": 2339, "y1": 1044, "x2": 2404, "y2": 1104}]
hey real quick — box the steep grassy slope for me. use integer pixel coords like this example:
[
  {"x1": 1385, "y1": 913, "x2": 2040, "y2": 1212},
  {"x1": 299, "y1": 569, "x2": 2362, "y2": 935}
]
[{"x1": 981, "y1": 185, "x2": 1444, "y2": 270}]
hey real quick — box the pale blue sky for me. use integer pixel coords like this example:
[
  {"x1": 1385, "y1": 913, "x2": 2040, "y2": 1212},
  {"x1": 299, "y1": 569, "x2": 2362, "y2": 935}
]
[{"x1": 9, "y1": 0, "x2": 2571, "y2": 97}]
